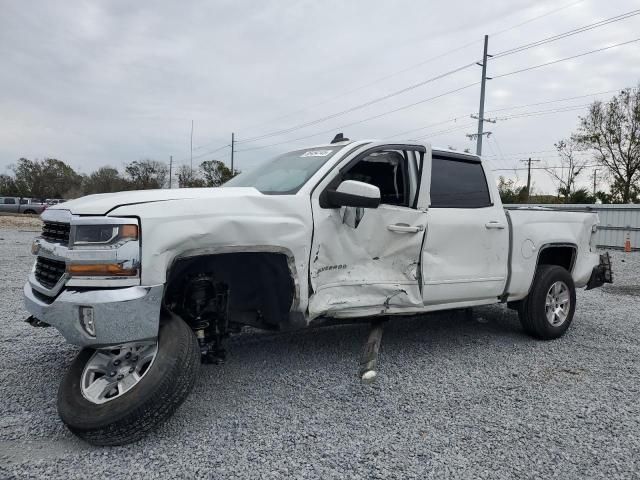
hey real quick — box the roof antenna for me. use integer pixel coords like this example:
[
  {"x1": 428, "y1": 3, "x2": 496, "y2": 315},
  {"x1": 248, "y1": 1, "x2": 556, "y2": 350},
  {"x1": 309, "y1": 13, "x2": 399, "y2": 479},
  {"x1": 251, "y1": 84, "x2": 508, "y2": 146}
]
[{"x1": 331, "y1": 133, "x2": 349, "y2": 144}]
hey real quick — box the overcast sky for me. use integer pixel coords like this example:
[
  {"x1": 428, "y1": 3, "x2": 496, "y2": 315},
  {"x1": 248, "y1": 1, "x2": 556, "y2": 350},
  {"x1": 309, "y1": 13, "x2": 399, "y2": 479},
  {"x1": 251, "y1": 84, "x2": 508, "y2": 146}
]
[{"x1": 1, "y1": 0, "x2": 639, "y2": 194}]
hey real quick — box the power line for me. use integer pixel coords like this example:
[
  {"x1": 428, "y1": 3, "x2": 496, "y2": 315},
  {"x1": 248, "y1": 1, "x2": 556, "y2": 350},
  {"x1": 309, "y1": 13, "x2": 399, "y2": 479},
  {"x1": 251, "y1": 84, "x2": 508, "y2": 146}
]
[
  {"x1": 238, "y1": 33, "x2": 640, "y2": 151},
  {"x1": 497, "y1": 104, "x2": 591, "y2": 120},
  {"x1": 483, "y1": 149, "x2": 589, "y2": 157},
  {"x1": 490, "y1": 0, "x2": 584, "y2": 36},
  {"x1": 493, "y1": 37, "x2": 640, "y2": 79},
  {"x1": 492, "y1": 164, "x2": 599, "y2": 171},
  {"x1": 392, "y1": 86, "x2": 629, "y2": 142},
  {"x1": 410, "y1": 123, "x2": 476, "y2": 141},
  {"x1": 177, "y1": 143, "x2": 230, "y2": 166},
  {"x1": 388, "y1": 115, "x2": 468, "y2": 138},
  {"x1": 234, "y1": 43, "x2": 482, "y2": 136},
  {"x1": 236, "y1": 63, "x2": 478, "y2": 144},
  {"x1": 209, "y1": 25, "x2": 639, "y2": 156},
  {"x1": 483, "y1": 87, "x2": 630, "y2": 114},
  {"x1": 231, "y1": 1, "x2": 585, "y2": 137},
  {"x1": 193, "y1": 1, "x2": 587, "y2": 153},
  {"x1": 236, "y1": 82, "x2": 480, "y2": 152},
  {"x1": 491, "y1": 9, "x2": 640, "y2": 60}
]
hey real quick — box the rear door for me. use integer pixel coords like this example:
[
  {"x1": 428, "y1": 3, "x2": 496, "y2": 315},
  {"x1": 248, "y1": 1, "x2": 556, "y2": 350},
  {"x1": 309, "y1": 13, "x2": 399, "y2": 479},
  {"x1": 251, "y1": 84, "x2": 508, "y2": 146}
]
[
  {"x1": 421, "y1": 153, "x2": 509, "y2": 305},
  {"x1": 309, "y1": 143, "x2": 428, "y2": 318}
]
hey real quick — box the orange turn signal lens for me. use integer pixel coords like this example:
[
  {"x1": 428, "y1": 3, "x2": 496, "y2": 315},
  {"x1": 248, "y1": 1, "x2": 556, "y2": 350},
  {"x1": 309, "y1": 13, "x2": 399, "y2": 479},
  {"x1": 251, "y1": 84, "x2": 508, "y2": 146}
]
[
  {"x1": 67, "y1": 263, "x2": 138, "y2": 277},
  {"x1": 120, "y1": 224, "x2": 139, "y2": 240}
]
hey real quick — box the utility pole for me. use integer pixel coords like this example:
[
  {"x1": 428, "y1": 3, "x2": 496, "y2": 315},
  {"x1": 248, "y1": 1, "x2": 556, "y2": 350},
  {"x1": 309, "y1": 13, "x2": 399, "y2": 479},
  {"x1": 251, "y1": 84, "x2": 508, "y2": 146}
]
[
  {"x1": 169, "y1": 155, "x2": 173, "y2": 189},
  {"x1": 190, "y1": 120, "x2": 194, "y2": 174},
  {"x1": 476, "y1": 35, "x2": 490, "y2": 156},
  {"x1": 521, "y1": 157, "x2": 540, "y2": 203},
  {"x1": 231, "y1": 132, "x2": 235, "y2": 174},
  {"x1": 467, "y1": 35, "x2": 495, "y2": 154},
  {"x1": 593, "y1": 168, "x2": 599, "y2": 197}
]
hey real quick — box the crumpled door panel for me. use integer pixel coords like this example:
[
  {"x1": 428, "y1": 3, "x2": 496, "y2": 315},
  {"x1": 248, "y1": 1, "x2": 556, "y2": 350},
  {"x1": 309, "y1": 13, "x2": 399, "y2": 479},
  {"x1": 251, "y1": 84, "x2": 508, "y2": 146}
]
[{"x1": 309, "y1": 204, "x2": 426, "y2": 318}]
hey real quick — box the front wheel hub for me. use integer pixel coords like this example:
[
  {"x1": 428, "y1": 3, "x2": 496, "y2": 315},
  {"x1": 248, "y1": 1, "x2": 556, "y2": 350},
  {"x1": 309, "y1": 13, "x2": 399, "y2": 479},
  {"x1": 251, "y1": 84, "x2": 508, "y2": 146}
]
[{"x1": 80, "y1": 342, "x2": 158, "y2": 404}]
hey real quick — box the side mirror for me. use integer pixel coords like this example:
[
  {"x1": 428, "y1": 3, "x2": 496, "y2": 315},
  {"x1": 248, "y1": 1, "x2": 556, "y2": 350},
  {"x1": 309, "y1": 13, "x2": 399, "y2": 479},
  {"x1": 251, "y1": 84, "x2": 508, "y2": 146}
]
[{"x1": 325, "y1": 180, "x2": 381, "y2": 208}]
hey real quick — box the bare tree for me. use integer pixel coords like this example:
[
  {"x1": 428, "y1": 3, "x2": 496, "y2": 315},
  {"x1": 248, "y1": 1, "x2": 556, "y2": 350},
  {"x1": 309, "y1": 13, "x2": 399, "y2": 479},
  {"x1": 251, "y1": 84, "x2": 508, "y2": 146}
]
[
  {"x1": 572, "y1": 86, "x2": 640, "y2": 203},
  {"x1": 177, "y1": 165, "x2": 206, "y2": 188},
  {"x1": 125, "y1": 159, "x2": 168, "y2": 189},
  {"x1": 545, "y1": 139, "x2": 589, "y2": 203}
]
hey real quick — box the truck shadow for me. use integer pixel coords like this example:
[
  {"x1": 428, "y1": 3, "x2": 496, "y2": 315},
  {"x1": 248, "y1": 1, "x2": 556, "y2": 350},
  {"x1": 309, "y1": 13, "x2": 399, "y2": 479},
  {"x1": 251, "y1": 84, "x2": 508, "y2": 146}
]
[
  {"x1": 226, "y1": 304, "x2": 525, "y2": 359},
  {"x1": 190, "y1": 304, "x2": 528, "y2": 398}
]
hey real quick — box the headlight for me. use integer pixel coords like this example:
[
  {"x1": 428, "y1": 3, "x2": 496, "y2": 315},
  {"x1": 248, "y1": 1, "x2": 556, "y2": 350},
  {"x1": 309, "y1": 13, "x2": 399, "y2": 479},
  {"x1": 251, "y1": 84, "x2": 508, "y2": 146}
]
[
  {"x1": 67, "y1": 220, "x2": 140, "y2": 282},
  {"x1": 73, "y1": 224, "x2": 138, "y2": 246}
]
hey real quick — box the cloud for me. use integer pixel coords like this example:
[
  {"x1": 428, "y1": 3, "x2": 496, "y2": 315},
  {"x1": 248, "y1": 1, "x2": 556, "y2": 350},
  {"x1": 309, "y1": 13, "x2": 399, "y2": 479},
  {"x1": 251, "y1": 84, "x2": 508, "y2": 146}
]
[{"x1": 1, "y1": 0, "x2": 639, "y2": 193}]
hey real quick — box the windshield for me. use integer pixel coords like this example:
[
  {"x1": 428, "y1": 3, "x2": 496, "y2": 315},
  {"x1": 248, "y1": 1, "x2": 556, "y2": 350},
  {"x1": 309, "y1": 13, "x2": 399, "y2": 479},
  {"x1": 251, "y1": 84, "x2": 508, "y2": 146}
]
[{"x1": 224, "y1": 146, "x2": 343, "y2": 194}]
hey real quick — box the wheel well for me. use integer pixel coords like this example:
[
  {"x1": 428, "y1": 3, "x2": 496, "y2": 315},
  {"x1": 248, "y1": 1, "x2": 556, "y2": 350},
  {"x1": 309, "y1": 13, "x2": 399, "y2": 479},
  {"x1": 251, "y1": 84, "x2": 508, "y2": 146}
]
[
  {"x1": 537, "y1": 245, "x2": 576, "y2": 272},
  {"x1": 164, "y1": 252, "x2": 295, "y2": 330}
]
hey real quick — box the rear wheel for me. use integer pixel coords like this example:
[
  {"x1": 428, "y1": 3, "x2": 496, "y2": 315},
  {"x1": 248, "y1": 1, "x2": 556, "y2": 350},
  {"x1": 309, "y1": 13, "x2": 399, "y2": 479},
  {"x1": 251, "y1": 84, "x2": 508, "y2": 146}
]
[
  {"x1": 57, "y1": 313, "x2": 200, "y2": 446},
  {"x1": 518, "y1": 265, "x2": 576, "y2": 340}
]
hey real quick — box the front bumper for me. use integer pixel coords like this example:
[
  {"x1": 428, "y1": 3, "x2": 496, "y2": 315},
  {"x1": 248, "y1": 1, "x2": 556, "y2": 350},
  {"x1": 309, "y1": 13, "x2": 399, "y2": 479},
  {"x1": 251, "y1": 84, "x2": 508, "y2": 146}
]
[
  {"x1": 585, "y1": 252, "x2": 613, "y2": 290},
  {"x1": 24, "y1": 283, "x2": 163, "y2": 347}
]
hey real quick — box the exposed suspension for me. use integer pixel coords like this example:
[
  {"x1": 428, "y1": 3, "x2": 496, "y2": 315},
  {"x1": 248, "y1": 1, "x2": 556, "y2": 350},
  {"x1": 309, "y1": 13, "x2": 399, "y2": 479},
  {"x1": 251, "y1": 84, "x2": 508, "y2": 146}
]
[{"x1": 181, "y1": 273, "x2": 230, "y2": 364}]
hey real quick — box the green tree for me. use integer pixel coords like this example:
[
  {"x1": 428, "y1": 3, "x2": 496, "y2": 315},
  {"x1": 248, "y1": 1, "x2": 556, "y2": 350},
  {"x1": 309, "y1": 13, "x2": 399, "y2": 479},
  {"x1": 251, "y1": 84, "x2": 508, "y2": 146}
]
[
  {"x1": 609, "y1": 177, "x2": 640, "y2": 203},
  {"x1": 572, "y1": 86, "x2": 640, "y2": 203},
  {"x1": 497, "y1": 176, "x2": 527, "y2": 204},
  {"x1": 568, "y1": 188, "x2": 595, "y2": 204},
  {"x1": 12, "y1": 157, "x2": 82, "y2": 198},
  {"x1": 595, "y1": 190, "x2": 613, "y2": 204},
  {"x1": 125, "y1": 159, "x2": 168, "y2": 189},
  {"x1": 0, "y1": 174, "x2": 19, "y2": 196},
  {"x1": 200, "y1": 160, "x2": 236, "y2": 187},
  {"x1": 83, "y1": 167, "x2": 131, "y2": 194}
]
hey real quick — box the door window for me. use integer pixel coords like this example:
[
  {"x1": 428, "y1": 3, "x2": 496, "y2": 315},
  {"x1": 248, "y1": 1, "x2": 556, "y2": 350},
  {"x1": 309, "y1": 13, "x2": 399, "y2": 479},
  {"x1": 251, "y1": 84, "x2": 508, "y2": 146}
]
[
  {"x1": 430, "y1": 156, "x2": 491, "y2": 208},
  {"x1": 341, "y1": 150, "x2": 413, "y2": 207}
]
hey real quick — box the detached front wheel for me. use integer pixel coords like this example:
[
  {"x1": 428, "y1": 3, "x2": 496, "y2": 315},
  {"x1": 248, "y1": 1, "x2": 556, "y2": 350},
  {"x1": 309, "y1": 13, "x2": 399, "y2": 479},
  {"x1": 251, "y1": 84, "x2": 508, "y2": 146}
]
[
  {"x1": 518, "y1": 265, "x2": 576, "y2": 340},
  {"x1": 57, "y1": 313, "x2": 200, "y2": 446}
]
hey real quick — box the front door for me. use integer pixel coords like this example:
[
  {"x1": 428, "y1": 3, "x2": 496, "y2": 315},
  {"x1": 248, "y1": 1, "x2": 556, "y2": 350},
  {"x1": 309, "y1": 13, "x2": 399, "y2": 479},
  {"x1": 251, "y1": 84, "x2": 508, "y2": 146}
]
[{"x1": 309, "y1": 145, "x2": 427, "y2": 318}]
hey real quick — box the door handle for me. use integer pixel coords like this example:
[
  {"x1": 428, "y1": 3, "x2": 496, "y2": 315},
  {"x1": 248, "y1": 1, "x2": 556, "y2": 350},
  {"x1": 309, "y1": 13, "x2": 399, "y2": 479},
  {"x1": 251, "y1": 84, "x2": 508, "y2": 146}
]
[
  {"x1": 387, "y1": 223, "x2": 424, "y2": 233},
  {"x1": 485, "y1": 221, "x2": 506, "y2": 230}
]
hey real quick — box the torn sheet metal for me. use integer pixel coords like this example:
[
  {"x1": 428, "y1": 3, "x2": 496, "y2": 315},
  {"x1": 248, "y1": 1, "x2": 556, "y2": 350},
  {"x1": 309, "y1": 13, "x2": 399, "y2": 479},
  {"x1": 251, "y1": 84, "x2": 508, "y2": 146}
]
[
  {"x1": 309, "y1": 204, "x2": 426, "y2": 318},
  {"x1": 102, "y1": 188, "x2": 313, "y2": 315}
]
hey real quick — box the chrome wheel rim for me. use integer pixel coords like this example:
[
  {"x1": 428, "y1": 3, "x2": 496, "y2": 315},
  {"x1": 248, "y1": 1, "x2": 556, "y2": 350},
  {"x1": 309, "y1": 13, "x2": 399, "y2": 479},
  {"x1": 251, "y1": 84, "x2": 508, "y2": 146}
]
[
  {"x1": 81, "y1": 342, "x2": 158, "y2": 405},
  {"x1": 545, "y1": 281, "x2": 571, "y2": 327}
]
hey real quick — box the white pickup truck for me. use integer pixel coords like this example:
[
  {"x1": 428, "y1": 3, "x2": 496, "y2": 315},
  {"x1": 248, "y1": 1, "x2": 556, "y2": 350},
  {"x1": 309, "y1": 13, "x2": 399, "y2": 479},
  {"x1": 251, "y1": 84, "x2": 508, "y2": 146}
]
[{"x1": 24, "y1": 137, "x2": 612, "y2": 445}]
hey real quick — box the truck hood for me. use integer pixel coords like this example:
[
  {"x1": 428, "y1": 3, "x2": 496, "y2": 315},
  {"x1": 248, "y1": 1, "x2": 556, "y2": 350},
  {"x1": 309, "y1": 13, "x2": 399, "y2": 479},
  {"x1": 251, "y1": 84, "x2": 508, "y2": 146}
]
[{"x1": 51, "y1": 187, "x2": 263, "y2": 215}]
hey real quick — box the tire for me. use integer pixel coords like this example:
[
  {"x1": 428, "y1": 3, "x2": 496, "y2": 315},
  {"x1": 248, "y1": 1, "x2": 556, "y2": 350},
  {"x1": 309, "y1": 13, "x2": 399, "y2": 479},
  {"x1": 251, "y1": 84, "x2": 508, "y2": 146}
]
[
  {"x1": 57, "y1": 313, "x2": 200, "y2": 446},
  {"x1": 23, "y1": 209, "x2": 36, "y2": 215},
  {"x1": 518, "y1": 265, "x2": 576, "y2": 340}
]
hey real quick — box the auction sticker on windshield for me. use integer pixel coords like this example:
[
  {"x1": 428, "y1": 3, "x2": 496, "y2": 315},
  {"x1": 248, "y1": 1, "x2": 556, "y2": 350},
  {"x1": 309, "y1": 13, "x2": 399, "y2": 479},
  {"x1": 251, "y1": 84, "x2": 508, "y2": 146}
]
[{"x1": 300, "y1": 150, "x2": 333, "y2": 157}]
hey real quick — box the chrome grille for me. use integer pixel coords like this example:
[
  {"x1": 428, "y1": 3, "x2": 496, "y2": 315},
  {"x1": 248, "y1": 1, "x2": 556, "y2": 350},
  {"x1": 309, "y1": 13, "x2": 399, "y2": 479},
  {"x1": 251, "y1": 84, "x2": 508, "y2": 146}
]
[
  {"x1": 34, "y1": 257, "x2": 66, "y2": 289},
  {"x1": 42, "y1": 221, "x2": 70, "y2": 245}
]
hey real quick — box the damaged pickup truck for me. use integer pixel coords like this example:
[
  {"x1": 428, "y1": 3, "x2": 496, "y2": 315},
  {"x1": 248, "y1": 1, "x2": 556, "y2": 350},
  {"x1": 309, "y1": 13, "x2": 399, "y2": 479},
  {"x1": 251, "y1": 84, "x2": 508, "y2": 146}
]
[{"x1": 24, "y1": 137, "x2": 612, "y2": 445}]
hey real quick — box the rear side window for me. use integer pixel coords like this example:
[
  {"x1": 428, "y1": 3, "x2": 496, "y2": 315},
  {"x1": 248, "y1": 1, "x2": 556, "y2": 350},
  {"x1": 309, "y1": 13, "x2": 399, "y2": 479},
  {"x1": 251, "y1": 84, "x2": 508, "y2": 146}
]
[
  {"x1": 430, "y1": 157, "x2": 491, "y2": 208},
  {"x1": 3, "y1": 198, "x2": 16, "y2": 205}
]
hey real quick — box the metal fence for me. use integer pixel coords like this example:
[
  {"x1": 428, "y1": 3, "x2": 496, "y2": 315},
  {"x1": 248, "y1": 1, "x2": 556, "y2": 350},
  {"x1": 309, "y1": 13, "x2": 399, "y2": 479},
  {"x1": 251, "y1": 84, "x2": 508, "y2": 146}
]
[{"x1": 504, "y1": 204, "x2": 640, "y2": 251}]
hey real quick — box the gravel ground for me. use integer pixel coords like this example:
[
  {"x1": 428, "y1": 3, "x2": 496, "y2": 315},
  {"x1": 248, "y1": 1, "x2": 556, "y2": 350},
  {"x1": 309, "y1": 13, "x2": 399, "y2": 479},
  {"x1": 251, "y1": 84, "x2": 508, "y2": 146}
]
[{"x1": 1, "y1": 227, "x2": 639, "y2": 479}]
